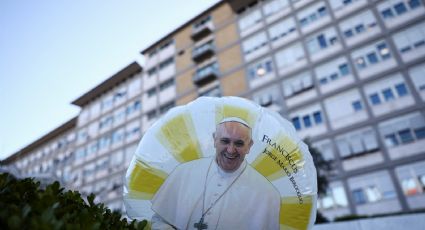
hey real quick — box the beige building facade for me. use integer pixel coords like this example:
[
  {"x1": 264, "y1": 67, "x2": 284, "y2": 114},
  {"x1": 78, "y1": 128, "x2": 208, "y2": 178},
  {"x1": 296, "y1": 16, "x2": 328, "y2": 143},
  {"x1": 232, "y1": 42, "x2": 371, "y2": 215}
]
[{"x1": 3, "y1": 0, "x2": 425, "y2": 220}]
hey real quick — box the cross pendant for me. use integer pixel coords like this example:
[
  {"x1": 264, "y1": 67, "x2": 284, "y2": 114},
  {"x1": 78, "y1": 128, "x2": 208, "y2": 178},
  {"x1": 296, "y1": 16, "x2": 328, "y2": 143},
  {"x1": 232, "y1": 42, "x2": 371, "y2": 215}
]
[{"x1": 194, "y1": 216, "x2": 208, "y2": 230}]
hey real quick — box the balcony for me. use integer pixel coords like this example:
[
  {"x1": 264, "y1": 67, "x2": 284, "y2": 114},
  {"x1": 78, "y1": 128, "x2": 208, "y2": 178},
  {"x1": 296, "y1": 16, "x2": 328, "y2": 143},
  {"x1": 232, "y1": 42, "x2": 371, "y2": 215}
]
[
  {"x1": 193, "y1": 63, "x2": 219, "y2": 86},
  {"x1": 191, "y1": 23, "x2": 213, "y2": 41},
  {"x1": 192, "y1": 42, "x2": 215, "y2": 62}
]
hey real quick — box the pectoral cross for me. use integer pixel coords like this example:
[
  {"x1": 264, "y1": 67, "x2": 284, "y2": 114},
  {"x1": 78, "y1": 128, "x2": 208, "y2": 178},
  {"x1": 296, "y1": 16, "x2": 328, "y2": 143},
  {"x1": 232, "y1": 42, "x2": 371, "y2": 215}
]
[{"x1": 194, "y1": 216, "x2": 208, "y2": 230}]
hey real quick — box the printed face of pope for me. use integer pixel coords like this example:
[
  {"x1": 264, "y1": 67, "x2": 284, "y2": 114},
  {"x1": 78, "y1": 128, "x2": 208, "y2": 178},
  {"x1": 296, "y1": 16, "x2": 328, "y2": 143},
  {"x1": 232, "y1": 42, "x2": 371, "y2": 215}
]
[{"x1": 213, "y1": 121, "x2": 253, "y2": 172}]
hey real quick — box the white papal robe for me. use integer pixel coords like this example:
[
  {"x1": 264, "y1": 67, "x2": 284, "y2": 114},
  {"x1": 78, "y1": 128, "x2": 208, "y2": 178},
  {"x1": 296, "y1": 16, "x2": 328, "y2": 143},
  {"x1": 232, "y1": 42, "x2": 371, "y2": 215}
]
[{"x1": 151, "y1": 157, "x2": 280, "y2": 230}]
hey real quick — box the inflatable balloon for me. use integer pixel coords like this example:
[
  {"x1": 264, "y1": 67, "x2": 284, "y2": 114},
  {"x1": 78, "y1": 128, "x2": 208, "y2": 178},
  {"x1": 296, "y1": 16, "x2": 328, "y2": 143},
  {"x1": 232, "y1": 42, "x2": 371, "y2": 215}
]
[{"x1": 124, "y1": 96, "x2": 317, "y2": 229}]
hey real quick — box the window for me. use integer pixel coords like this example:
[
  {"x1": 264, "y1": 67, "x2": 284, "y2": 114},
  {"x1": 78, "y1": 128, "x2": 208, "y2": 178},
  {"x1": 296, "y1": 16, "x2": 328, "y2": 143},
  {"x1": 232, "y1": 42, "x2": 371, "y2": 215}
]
[
  {"x1": 365, "y1": 74, "x2": 411, "y2": 110},
  {"x1": 252, "y1": 85, "x2": 282, "y2": 112},
  {"x1": 282, "y1": 72, "x2": 314, "y2": 98},
  {"x1": 379, "y1": 0, "x2": 423, "y2": 22},
  {"x1": 352, "y1": 41, "x2": 393, "y2": 71},
  {"x1": 126, "y1": 100, "x2": 141, "y2": 115},
  {"x1": 275, "y1": 43, "x2": 305, "y2": 68},
  {"x1": 398, "y1": 129, "x2": 414, "y2": 143},
  {"x1": 238, "y1": 9, "x2": 261, "y2": 31},
  {"x1": 291, "y1": 110, "x2": 324, "y2": 130},
  {"x1": 247, "y1": 58, "x2": 274, "y2": 80},
  {"x1": 393, "y1": 22, "x2": 425, "y2": 57},
  {"x1": 313, "y1": 111, "x2": 323, "y2": 124},
  {"x1": 200, "y1": 85, "x2": 221, "y2": 97},
  {"x1": 195, "y1": 62, "x2": 219, "y2": 80},
  {"x1": 242, "y1": 32, "x2": 268, "y2": 55},
  {"x1": 369, "y1": 93, "x2": 381, "y2": 105},
  {"x1": 409, "y1": 63, "x2": 425, "y2": 94},
  {"x1": 315, "y1": 57, "x2": 352, "y2": 87},
  {"x1": 292, "y1": 117, "x2": 301, "y2": 130},
  {"x1": 306, "y1": 27, "x2": 339, "y2": 55},
  {"x1": 396, "y1": 161, "x2": 425, "y2": 196},
  {"x1": 352, "y1": 189, "x2": 367, "y2": 204},
  {"x1": 159, "y1": 57, "x2": 174, "y2": 70},
  {"x1": 147, "y1": 88, "x2": 156, "y2": 97},
  {"x1": 263, "y1": 0, "x2": 289, "y2": 17},
  {"x1": 382, "y1": 88, "x2": 395, "y2": 101},
  {"x1": 349, "y1": 171, "x2": 397, "y2": 205},
  {"x1": 318, "y1": 184, "x2": 348, "y2": 209},
  {"x1": 409, "y1": 0, "x2": 422, "y2": 9},
  {"x1": 394, "y1": 2, "x2": 408, "y2": 15},
  {"x1": 379, "y1": 112, "x2": 425, "y2": 148},
  {"x1": 303, "y1": 115, "x2": 312, "y2": 128},
  {"x1": 395, "y1": 83, "x2": 408, "y2": 96},
  {"x1": 297, "y1": 2, "x2": 329, "y2": 28},
  {"x1": 147, "y1": 110, "x2": 156, "y2": 121},
  {"x1": 147, "y1": 68, "x2": 157, "y2": 76},
  {"x1": 268, "y1": 17, "x2": 297, "y2": 42},
  {"x1": 160, "y1": 101, "x2": 175, "y2": 114},
  {"x1": 193, "y1": 15, "x2": 211, "y2": 29},
  {"x1": 352, "y1": 100, "x2": 363, "y2": 111},
  {"x1": 336, "y1": 127, "x2": 379, "y2": 158},
  {"x1": 159, "y1": 79, "x2": 174, "y2": 91},
  {"x1": 329, "y1": 0, "x2": 360, "y2": 12},
  {"x1": 159, "y1": 40, "x2": 173, "y2": 51}
]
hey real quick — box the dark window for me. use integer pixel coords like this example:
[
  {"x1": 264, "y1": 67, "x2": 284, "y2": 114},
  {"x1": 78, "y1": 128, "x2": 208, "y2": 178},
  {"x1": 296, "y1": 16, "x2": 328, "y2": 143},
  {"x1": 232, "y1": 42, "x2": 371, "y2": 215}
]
[
  {"x1": 400, "y1": 46, "x2": 412, "y2": 53},
  {"x1": 381, "y1": 9, "x2": 394, "y2": 19},
  {"x1": 300, "y1": 18, "x2": 308, "y2": 27},
  {"x1": 414, "y1": 40, "x2": 425, "y2": 48},
  {"x1": 303, "y1": 115, "x2": 312, "y2": 128},
  {"x1": 385, "y1": 134, "x2": 399, "y2": 147},
  {"x1": 317, "y1": 34, "x2": 327, "y2": 48},
  {"x1": 367, "y1": 52, "x2": 379, "y2": 64},
  {"x1": 344, "y1": 29, "x2": 354, "y2": 38},
  {"x1": 395, "y1": 83, "x2": 408, "y2": 97},
  {"x1": 352, "y1": 100, "x2": 363, "y2": 111},
  {"x1": 320, "y1": 78, "x2": 328, "y2": 85},
  {"x1": 394, "y1": 2, "x2": 408, "y2": 15},
  {"x1": 408, "y1": 0, "x2": 422, "y2": 9},
  {"x1": 292, "y1": 117, "x2": 301, "y2": 130},
  {"x1": 339, "y1": 63, "x2": 350, "y2": 76},
  {"x1": 318, "y1": 6, "x2": 327, "y2": 17},
  {"x1": 147, "y1": 68, "x2": 157, "y2": 76},
  {"x1": 355, "y1": 24, "x2": 365, "y2": 33},
  {"x1": 147, "y1": 88, "x2": 156, "y2": 97},
  {"x1": 382, "y1": 88, "x2": 395, "y2": 101},
  {"x1": 330, "y1": 73, "x2": 338, "y2": 80},
  {"x1": 265, "y1": 60, "x2": 273, "y2": 72},
  {"x1": 399, "y1": 129, "x2": 414, "y2": 143},
  {"x1": 414, "y1": 127, "x2": 425, "y2": 139},
  {"x1": 369, "y1": 93, "x2": 381, "y2": 105},
  {"x1": 313, "y1": 111, "x2": 323, "y2": 124},
  {"x1": 352, "y1": 189, "x2": 367, "y2": 204}
]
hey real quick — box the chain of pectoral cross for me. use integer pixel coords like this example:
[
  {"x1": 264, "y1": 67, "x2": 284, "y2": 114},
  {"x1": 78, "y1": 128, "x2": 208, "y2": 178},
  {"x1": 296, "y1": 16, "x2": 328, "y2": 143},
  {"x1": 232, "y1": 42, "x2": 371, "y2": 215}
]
[{"x1": 194, "y1": 159, "x2": 247, "y2": 230}]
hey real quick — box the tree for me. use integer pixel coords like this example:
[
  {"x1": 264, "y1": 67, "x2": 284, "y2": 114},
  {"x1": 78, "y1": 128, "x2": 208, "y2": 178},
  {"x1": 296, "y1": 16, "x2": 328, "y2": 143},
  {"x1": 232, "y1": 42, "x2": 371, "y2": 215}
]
[
  {"x1": 0, "y1": 173, "x2": 147, "y2": 230},
  {"x1": 304, "y1": 138, "x2": 332, "y2": 224}
]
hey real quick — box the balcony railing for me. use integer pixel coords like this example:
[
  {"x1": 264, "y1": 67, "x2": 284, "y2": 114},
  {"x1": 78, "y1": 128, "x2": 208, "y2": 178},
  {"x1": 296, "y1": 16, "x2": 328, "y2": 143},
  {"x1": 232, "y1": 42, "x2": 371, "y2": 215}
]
[
  {"x1": 193, "y1": 63, "x2": 219, "y2": 86},
  {"x1": 191, "y1": 23, "x2": 213, "y2": 41},
  {"x1": 192, "y1": 43, "x2": 215, "y2": 62}
]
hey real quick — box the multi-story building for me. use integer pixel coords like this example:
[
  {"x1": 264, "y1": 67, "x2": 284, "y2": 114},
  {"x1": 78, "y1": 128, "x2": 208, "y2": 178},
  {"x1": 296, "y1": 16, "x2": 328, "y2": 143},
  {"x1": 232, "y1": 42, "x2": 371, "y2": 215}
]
[{"x1": 2, "y1": 0, "x2": 425, "y2": 220}]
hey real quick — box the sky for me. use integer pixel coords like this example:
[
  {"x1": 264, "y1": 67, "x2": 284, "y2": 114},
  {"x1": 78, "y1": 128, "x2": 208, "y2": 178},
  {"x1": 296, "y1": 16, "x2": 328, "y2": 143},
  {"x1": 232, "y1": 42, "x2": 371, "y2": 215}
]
[{"x1": 0, "y1": 0, "x2": 220, "y2": 160}]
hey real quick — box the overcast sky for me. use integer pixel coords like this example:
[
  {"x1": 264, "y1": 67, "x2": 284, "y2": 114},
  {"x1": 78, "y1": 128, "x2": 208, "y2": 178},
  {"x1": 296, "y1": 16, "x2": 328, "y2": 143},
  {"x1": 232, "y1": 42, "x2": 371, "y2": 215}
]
[{"x1": 0, "y1": 0, "x2": 219, "y2": 160}]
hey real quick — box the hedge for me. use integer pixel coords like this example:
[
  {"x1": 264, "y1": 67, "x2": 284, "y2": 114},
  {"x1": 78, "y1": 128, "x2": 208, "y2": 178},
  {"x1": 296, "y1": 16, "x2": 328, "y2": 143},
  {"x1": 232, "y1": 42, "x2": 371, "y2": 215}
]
[{"x1": 0, "y1": 173, "x2": 147, "y2": 230}]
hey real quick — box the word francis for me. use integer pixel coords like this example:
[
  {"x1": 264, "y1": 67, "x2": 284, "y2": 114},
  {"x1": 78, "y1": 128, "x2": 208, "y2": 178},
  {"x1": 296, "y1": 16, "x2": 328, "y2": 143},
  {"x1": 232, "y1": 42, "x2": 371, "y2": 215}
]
[{"x1": 261, "y1": 135, "x2": 299, "y2": 174}]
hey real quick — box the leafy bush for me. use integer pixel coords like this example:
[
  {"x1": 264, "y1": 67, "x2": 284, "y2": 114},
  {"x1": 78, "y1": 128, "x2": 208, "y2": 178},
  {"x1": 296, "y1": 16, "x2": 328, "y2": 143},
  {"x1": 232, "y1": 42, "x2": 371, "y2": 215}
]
[{"x1": 0, "y1": 173, "x2": 147, "y2": 230}]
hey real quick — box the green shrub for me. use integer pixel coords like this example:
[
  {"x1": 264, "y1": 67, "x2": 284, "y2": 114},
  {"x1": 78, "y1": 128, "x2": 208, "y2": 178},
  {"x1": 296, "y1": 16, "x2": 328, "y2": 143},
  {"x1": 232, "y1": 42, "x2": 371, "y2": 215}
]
[{"x1": 0, "y1": 173, "x2": 147, "y2": 230}]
